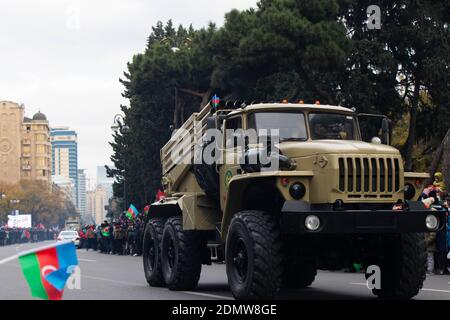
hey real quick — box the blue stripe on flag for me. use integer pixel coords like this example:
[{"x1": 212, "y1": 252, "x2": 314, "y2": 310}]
[{"x1": 45, "y1": 242, "x2": 78, "y2": 291}]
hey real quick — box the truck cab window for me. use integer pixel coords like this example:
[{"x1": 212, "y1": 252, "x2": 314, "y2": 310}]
[
  {"x1": 248, "y1": 112, "x2": 308, "y2": 142},
  {"x1": 225, "y1": 117, "x2": 242, "y2": 148},
  {"x1": 309, "y1": 113, "x2": 356, "y2": 140}
]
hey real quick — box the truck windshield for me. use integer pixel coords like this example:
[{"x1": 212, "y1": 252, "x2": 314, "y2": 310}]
[
  {"x1": 308, "y1": 113, "x2": 356, "y2": 140},
  {"x1": 248, "y1": 112, "x2": 308, "y2": 141}
]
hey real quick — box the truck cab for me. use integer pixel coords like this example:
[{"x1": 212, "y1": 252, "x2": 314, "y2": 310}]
[{"x1": 218, "y1": 103, "x2": 430, "y2": 236}]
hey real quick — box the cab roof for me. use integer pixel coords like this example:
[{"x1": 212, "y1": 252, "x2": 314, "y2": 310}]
[{"x1": 226, "y1": 103, "x2": 355, "y2": 117}]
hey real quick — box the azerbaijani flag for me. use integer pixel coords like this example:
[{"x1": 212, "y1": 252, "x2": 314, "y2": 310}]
[
  {"x1": 156, "y1": 189, "x2": 166, "y2": 201},
  {"x1": 126, "y1": 204, "x2": 139, "y2": 220},
  {"x1": 211, "y1": 95, "x2": 220, "y2": 108},
  {"x1": 18, "y1": 242, "x2": 78, "y2": 300}
]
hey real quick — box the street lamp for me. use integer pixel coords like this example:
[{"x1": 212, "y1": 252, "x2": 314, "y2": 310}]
[
  {"x1": 111, "y1": 114, "x2": 129, "y2": 133},
  {"x1": 9, "y1": 199, "x2": 20, "y2": 216},
  {"x1": 111, "y1": 114, "x2": 128, "y2": 216}
]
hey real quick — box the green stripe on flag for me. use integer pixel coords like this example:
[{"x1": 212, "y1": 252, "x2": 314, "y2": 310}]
[{"x1": 19, "y1": 253, "x2": 48, "y2": 300}]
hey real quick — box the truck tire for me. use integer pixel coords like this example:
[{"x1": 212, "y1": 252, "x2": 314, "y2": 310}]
[
  {"x1": 193, "y1": 139, "x2": 220, "y2": 205},
  {"x1": 283, "y1": 260, "x2": 317, "y2": 289},
  {"x1": 143, "y1": 218, "x2": 165, "y2": 287},
  {"x1": 161, "y1": 216, "x2": 204, "y2": 290},
  {"x1": 365, "y1": 233, "x2": 426, "y2": 299},
  {"x1": 226, "y1": 210, "x2": 283, "y2": 299}
]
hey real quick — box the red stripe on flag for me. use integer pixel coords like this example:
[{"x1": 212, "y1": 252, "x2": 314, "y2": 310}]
[{"x1": 36, "y1": 247, "x2": 64, "y2": 300}]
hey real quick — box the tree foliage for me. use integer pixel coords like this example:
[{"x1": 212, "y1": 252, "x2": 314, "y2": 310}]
[
  {"x1": 110, "y1": 1, "x2": 450, "y2": 209},
  {"x1": 0, "y1": 181, "x2": 76, "y2": 226}
]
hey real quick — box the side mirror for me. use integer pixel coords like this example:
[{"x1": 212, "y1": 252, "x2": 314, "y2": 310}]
[{"x1": 381, "y1": 118, "x2": 392, "y2": 145}]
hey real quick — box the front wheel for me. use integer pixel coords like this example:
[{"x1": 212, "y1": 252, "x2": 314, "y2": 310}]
[
  {"x1": 143, "y1": 218, "x2": 165, "y2": 287},
  {"x1": 365, "y1": 233, "x2": 426, "y2": 299},
  {"x1": 226, "y1": 210, "x2": 283, "y2": 299}
]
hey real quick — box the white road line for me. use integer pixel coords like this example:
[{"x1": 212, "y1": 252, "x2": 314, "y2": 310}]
[
  {"x1": 182, "y1": 291, "x2": 234, "y2": 300},
  {"x1": 82, "y1": 275, "x2": 233, "y2": 299},
  {"x1": 421, "y1": 288, "x2": 450, "y2": 294},
  {"x1": 78, "y1": 259, "x2": 96, "y2": 262},
  {"x1": 81, "y1": 275, "x2": 144, "y2": 287},
  {"x1": 350, "y1": 282, "x2": 450, "y2": 294}
]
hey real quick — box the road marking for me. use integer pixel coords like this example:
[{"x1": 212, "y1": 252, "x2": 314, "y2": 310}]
[
  {"x1": 421, "y1": 288, "x2": 450, "y2": 294},
  {"x1": 78, "y1": 259, "x2": 96, "y2": 262},
  {"x1": 81, "y1": 275, "x2": 233, "y2": 299},
  {"x1": 183, "y1": 291, "x2": 234, "y2": 300},
  {"x1": 81, "y1": 275, "x2": 144, "y2": 287},
  {"x1": 350, "y1": 282, "x2": 450, "y2": 294}
]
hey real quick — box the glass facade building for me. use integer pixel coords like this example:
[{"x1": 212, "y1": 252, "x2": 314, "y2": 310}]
[{"x1": 51, "y1": 127, "x2": 78, "y2": 207}]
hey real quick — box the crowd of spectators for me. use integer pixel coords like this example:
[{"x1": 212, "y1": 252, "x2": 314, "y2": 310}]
[
  {"x1": 77, "y1": 215, "x2": 144, "y2": 257},
  {"x1": 0, "y1": 226, "x2": 59, "y2": 246}
]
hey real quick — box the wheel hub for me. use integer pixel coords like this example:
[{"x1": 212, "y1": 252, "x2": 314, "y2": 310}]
[{"x1": 232, "y1": 239, "x2": 248, "y2": 281}]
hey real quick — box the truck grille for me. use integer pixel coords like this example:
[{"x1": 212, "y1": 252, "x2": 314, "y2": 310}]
[{"x1": 338, "y1": 157, "x2": 401, "y2": 197}]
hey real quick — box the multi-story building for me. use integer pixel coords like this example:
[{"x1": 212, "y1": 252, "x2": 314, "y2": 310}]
[
  {"x1": 87, "y1": 185, "x2": 108, "y2": 225},
  {"x1": 0, "y1": 101, "x2": 52, "y2": 186},
  {"x1": 52, "y1": 175, "x2": 75, "y2": 204},
  {"x1": 22, "y1": 112, "x2": 52, "y2": 185},
  {"x1": 51, "y1": 127, "x2": 78, "y2": 206},
  {"x1": 77, "y1": 169, "x2": 87, "y2": 220}
]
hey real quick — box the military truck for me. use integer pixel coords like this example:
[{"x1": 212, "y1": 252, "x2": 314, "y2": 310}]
[{"x1": 142, "y1": 100, "x2": 445, "y2": 300}]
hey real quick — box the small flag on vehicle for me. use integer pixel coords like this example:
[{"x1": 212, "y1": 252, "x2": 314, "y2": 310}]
[
  {"x1": 156, "y1": 189, "x2": 166, "y2": 201},
  {"x1": 143, "y1": 205, "x2": 150, "y2": 216},
  {"x1": 18, "y1": 242, "x2": 78, "y2": 300},
  {"x1": 212, "y1": 95, "x2": 220, "y2": 109},
  {"x1": 126, "y1": 204, "x2": 139, "y2": 220}
]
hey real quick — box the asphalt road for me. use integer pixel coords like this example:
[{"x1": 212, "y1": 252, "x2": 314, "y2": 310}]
[{"x1": 0, "y1": 241, "x2": 449, "y2": 300}]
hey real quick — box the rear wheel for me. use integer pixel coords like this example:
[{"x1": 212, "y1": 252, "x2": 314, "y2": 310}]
[
  {"x1": 365, "y1": 233, "x2": 426, "y2": 299},
  {"x1": 161, "y1": 216, "x2": 205, "y2": 290},
  {"x1": 226, "y1": 210, "x2": 283, "y2": 299},
  {"x1": 143, "y1": 218, "x2": 165, "y2": 287}
]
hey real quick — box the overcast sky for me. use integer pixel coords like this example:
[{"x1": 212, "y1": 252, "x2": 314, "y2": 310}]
[{"x1": 0, "y1": 0, "x2": 257, "y2": 187}]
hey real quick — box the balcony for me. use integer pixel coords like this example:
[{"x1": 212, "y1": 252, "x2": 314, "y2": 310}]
[{"x1": 22, "y1": 165, "x2": 32, "y2": 171}]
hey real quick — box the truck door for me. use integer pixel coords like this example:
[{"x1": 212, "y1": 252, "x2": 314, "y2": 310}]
[{"x1": 219, "y1": 116, "x2": 243, "y2": 211}]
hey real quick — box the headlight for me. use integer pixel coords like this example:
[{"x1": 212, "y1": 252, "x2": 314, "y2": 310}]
[
  {"x1": 404, "y1": 183, "x2": 415, "y2": 200},
  {"x1": 289, "y1": 182, "x2": 306, "y2": 200},
  {"x1": 305, "y1": 215, "x2": 321, "y2": 231},
  {"x1": 425, "y1": 214, "x2": 439, "y2": 230}
]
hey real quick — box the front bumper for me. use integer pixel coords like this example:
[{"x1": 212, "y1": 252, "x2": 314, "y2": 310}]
[{"x1": 280, "y1": 201, "x2": 446, "y2": 234}]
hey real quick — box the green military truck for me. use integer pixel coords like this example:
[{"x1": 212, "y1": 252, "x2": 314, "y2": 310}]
[{"x1": 142, "y1": 100, "x2": 445, "y2": 300}]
